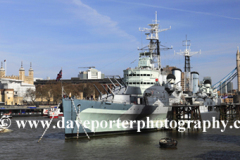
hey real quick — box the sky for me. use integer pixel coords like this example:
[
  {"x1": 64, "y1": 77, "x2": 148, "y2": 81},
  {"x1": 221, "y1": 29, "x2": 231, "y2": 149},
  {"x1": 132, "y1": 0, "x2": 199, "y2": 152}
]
[{"x1": 0, "y1": 0, "x2": 239, "y2": 88}]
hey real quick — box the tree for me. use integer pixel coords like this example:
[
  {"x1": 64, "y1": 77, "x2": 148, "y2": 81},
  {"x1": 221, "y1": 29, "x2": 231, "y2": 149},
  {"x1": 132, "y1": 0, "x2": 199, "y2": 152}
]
[
  {"x1": 51, "y1": 82, "x2": 62, "y2": 104},
  {"x1": 41, "y1": 82, "x2": 54, "y2": 105},
  {"x1": 24, "y1": 88, "x2": 39, "y2": 105},
  {"x1": 83, "y1": 83, "x2": 95, "y2": 99},
  {"x1": 64, "y1": 83, "x2": 84, "y2": 99}
]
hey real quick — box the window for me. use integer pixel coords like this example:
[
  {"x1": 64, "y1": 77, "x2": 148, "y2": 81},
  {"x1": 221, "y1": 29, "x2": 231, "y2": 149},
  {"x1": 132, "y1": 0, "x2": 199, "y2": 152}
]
[
  {"x1": 144, "y1": 74, "x2": 146, "y2": 76},
  {"x1": 147, "y1": 74, "x2": 150, "y2": 76},
  {"x1": 137, "y1": 74, "x2": 140, "y2": 76},
  {"x1": 137, "y1": 82, "x2": 140, "y2": 84},
  {"x1": 133, "y1": 82, "x2": 136, "y2": 84}
]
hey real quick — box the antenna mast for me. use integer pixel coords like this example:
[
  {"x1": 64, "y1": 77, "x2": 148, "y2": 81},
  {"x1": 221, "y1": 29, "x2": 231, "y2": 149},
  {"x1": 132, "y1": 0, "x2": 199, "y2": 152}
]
[
  {"x1": 174, "y1": 35, "x2": 201, "y2": 91},
  {"x1": 139, "y1": 11, "x2": 171, "y2": 70}
]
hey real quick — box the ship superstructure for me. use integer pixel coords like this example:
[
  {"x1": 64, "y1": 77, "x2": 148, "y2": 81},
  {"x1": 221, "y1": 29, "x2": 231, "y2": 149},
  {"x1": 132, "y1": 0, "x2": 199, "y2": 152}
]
[{"x1": 123, "y1": 12, "x2": 172, "y2": 96}]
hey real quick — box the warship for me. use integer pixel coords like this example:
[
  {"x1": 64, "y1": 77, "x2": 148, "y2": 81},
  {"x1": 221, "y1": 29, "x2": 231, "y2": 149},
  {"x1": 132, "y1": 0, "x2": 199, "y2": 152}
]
[{"x1": 62, "y1": 12, "x2": 184, "y2": 138}]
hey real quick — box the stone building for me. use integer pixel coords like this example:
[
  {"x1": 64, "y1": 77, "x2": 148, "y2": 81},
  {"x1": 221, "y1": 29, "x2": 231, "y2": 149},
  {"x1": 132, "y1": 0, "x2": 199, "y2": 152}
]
[
  {"x1": 0, "y1": 62, "x2": 35, "y2": 105},
  {"x1": 0, "y1": 62, "x2": 34, "y2": 85}
]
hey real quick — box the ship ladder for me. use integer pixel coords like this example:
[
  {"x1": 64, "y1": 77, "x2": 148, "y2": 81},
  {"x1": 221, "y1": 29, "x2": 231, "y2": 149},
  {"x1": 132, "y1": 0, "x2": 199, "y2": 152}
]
[{"x1": 70, "y1": 98, "x2": 90, "y2": 140}]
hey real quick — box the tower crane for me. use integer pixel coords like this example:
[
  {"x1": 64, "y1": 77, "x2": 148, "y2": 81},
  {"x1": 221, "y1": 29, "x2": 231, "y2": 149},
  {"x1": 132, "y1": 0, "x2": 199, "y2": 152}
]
[{"x1": 78, "y1": 66, "x2": 95, "y2": 69}]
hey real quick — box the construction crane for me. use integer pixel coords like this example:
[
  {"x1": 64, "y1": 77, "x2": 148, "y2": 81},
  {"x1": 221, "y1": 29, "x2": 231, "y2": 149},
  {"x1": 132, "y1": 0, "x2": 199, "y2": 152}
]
[{"x1": 78, "y1": 66, "x2": 95, "y2": 69}]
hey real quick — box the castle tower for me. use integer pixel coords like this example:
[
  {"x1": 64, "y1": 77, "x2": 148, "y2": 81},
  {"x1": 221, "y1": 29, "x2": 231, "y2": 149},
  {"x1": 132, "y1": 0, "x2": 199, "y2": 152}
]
[
  {"x1": 237, "y1": 47, "x2": 240, "y2": 92},
  {"x1": 28, "y1": 62, "x2": 34, "y2": 84},
  {"x1": 0, "y1": 62, "x2": 5, "y2": 78},
  {"x1": 19, "y1": 61, "x2": 25, "y2": 81}
]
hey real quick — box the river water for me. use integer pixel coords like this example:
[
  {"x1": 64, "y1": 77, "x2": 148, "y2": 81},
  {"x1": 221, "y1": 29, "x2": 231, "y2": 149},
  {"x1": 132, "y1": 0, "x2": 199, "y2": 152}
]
[{"x1": 0, "y1": 116, "x2": 240, "y2": 160}]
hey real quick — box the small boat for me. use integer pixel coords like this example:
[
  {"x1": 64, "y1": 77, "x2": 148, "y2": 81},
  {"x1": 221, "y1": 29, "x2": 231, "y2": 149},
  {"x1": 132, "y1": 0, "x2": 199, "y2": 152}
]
[
  {"x1": 0, "y1": 127, "x2": 6, "y2": 132},
  {"x1": 0, "y1": 120, "x2": 8, "y2": 132},
  {"x1": 42, "y1": 109, "x2": 49, "y2": 116},
  {"x1": 1, "y1": 113, "x2": 12, "y2": 119},
  {"x1": 48, "y1": 106, "x2": 60, "y2": 118},
  {"x1": 48, "y1": 111, "x2": 58, "y2": 118},
  {"x1": 159, "y1": 138, "x2": 178, "y2": 148}
]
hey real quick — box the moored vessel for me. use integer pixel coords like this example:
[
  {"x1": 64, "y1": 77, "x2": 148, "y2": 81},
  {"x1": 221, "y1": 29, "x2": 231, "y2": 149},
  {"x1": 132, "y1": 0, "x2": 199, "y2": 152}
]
[
  {"x1": 63, "y1": 12, "x2": 183, "y2": 138},
  {"x1": 159, "y1": 138, "x2": 178, "y2": 148}
]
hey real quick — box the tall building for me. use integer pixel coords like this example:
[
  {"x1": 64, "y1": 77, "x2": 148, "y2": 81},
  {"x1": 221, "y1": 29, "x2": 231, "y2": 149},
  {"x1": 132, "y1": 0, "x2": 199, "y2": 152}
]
[
  {"x1": 227, "y1": 82, "x2": 233, "y2": 93},
  {"x1": 220, "y1": 81, "x2": 227, "y2": 94}
]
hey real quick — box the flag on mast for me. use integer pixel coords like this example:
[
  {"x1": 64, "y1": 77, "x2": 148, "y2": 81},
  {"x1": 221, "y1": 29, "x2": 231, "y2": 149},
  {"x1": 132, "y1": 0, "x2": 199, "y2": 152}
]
[{"x1": 56, "y1": 69, "x2": 62, "y2": 81}]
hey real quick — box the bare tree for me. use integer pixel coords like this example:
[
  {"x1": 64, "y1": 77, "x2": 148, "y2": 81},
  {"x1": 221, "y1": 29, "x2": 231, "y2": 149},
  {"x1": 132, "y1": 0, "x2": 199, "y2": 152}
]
[
  {"x1": 64, "y1": 83, "x2": 84, "y2": 99},
  {"x1": 24, "y1": 88, "x2": 39, "y2": 105},
  {"x1": 42, "y1": 82, "x2": 54, "y2": 105},
  {"x1": 83, "y1": 83, "x2": 95, "y2": 99},
  {"x1": 51, "y1": 82, "x2": 62, "y2": 104}
]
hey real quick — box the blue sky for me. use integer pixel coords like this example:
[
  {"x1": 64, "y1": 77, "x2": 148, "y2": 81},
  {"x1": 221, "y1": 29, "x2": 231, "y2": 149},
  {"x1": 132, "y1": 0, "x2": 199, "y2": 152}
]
[{"x1": 0, "y1": 0, "x2": 239, "y2": 88}]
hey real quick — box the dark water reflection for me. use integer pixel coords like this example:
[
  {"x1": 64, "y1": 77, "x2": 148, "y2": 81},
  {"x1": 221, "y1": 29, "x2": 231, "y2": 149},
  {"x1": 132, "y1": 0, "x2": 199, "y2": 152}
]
[{"x1": 0, "y1": 117, "x2": 240, "y2": 160}]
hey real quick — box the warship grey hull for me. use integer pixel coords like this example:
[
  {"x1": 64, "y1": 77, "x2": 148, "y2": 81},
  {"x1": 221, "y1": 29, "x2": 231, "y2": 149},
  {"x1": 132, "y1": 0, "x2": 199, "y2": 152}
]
[{"x1": 63, "y1": 99, "x2": 169, "y2": 138}]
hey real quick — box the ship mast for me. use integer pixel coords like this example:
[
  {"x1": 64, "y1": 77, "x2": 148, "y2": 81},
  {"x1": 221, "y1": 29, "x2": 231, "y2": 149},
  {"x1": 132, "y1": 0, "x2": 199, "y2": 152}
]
[
  {"x1": 175, "y1": 35, "x2": 201, "y2": 91},
  {"x1": 139, "y1": 11, "x2": 171, "y2": 70}
]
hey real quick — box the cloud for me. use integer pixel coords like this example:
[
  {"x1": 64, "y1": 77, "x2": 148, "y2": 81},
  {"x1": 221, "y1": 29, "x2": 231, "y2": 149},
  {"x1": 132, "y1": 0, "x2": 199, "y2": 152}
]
[
  {"x1": 108, "y1": 0, "x2": 240, "y2": 21},
  {"x1": 70, "y1": 0, "x2": 137, "y2": 42}
]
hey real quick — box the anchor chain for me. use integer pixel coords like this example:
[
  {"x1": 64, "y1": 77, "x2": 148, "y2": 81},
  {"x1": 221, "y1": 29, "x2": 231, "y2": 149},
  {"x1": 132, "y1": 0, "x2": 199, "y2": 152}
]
[
  {"x1": 70, "y1": 98, "x2": 90, "y2": 140},
  {"x1": 38, "y1": 103, "x2": 61, "y2": 143}
]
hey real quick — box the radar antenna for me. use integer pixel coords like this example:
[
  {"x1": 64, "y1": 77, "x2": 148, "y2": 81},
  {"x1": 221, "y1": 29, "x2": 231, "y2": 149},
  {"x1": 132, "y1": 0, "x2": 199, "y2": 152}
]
[{"x1": 139, "y1": 11, "x2": 172, "y2": 69}]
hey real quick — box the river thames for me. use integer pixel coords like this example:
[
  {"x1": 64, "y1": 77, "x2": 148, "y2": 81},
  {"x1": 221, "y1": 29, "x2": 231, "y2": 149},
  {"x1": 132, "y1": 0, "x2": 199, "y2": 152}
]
[{"x1": 0, "y1": 116, "x2": 240, "y2": 160}]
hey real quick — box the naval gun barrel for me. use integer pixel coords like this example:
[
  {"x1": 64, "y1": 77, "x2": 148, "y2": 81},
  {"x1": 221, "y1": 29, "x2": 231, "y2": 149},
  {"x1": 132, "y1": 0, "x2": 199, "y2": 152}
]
[
  {"x1": 93, "y1": 84, "x2": 102, "y2": 100},
  {"x1": 108, "y1": 77, "x2": 117, "y2": 90},
  {"x1": 101, "y1": 84, "x2": 110, "y2": 99},
  {"x1": 114, "y1": 78, "x2": 124, "y2": 90},
  {"x1": 105, "y1": 84, "x2": 115, "y2": 97},
  {"x1": 117, "y1": 75, "x2": 127, "y2": 88}
]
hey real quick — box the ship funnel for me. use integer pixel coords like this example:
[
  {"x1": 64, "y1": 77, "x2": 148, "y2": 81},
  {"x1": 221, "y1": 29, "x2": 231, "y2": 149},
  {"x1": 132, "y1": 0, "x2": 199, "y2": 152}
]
[
  {"x1": 172, "y1": 68, "x2": 182, "y2": 87},
  {"x1": 191, "y1": 71, "x2": 199, "y2": 94}
]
